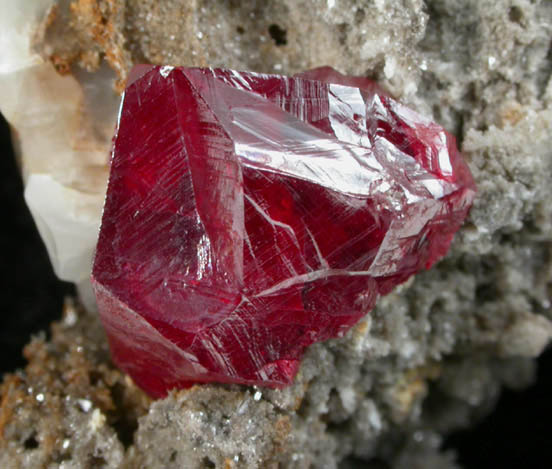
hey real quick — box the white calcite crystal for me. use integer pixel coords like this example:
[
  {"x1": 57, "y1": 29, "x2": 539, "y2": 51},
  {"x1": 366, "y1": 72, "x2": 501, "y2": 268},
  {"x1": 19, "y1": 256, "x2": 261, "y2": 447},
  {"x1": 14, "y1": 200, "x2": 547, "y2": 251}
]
[
  {"x1": 0, "y1": 0, "x2": 119, "y2": 307},
  {"x1": 0, "y1": 0, "x2": 52, "y2": 74}
]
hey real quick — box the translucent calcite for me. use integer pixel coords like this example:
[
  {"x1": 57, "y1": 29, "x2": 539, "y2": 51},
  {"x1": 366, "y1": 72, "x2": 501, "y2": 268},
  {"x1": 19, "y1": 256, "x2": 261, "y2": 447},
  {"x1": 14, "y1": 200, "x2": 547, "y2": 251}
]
[
  {"x1": 92, "y1": 66, "x2": 475, "y2": 397},
  {"x1": 0, "y1": 0, "x2": 120, "y2": 310}
]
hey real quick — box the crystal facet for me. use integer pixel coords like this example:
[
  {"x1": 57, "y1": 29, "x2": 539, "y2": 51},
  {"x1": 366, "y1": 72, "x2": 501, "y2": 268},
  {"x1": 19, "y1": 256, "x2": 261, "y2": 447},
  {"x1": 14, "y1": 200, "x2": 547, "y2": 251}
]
[{"x1": 91, "y1": 66, "x2": 475, "y2": 397}]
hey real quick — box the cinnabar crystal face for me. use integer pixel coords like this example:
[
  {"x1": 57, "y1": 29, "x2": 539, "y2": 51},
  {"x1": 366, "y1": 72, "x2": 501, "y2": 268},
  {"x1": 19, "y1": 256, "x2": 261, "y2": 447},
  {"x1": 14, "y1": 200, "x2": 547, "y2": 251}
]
[{"x1": 91, "y1": 66, "x2": 475, "y2": 398}]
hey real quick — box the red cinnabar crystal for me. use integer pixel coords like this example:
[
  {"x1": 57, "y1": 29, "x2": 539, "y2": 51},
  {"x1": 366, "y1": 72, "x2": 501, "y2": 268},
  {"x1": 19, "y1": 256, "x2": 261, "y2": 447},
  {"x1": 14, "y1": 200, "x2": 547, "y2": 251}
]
[{"x1": 92, "y1": 66, "x2": 475, "y2": 397}]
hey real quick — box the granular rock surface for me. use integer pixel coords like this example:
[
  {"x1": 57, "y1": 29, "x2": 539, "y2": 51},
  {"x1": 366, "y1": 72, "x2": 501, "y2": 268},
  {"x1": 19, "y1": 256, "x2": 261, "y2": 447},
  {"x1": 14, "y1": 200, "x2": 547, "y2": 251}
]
[{"x1": 1, "y1": 0, "x2": 552, "y2": 468}]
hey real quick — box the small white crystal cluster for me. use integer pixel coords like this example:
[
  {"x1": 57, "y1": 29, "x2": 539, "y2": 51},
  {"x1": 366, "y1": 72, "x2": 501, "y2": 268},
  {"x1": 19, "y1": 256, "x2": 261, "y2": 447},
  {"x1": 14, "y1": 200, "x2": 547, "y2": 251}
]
[{"x1": 1, "y1": 0, "x2": 551, "y2": 468}]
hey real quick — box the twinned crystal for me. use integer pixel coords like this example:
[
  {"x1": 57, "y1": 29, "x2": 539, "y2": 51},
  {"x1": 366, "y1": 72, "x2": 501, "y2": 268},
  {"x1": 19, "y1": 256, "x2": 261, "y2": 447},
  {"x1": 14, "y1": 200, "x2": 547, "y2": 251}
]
[{"x1": 92, "y1": 66, "x2": 475, "y2": 397}]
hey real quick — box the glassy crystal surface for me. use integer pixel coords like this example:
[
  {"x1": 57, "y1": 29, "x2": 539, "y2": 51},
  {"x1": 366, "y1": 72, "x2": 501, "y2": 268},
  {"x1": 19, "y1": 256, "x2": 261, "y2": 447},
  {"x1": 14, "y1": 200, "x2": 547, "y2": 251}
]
[{"x1": 92, "y1": 66, "x2": 475, "y2": 397}]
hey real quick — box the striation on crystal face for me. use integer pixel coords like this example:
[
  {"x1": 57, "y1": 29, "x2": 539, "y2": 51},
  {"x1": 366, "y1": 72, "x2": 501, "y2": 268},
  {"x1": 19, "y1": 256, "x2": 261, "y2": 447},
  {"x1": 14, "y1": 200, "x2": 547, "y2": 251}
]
[{"x1": 91, "y1": 66, "x2": 475, "y2": 397}]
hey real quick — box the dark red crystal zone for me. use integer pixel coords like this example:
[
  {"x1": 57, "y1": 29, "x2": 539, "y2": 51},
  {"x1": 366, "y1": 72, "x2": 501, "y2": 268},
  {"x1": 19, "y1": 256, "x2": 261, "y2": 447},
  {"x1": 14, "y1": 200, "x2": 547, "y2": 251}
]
[{"x1": 92, "y1": 66, "x2": 475, "y2": 397}]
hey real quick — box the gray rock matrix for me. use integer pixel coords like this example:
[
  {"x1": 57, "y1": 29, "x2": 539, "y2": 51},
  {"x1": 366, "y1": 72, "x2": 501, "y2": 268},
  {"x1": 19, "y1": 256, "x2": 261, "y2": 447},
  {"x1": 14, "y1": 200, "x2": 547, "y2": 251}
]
[{"x1": 1, "y1": 0, "x2": 552, "y2": 468}]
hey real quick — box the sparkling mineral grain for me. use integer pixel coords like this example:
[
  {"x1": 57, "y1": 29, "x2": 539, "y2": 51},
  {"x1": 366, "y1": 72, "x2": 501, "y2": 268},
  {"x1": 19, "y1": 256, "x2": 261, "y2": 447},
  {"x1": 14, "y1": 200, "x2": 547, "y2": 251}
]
[{"x1": 91, "y1": 66, "x2": 475, "y2": 397}]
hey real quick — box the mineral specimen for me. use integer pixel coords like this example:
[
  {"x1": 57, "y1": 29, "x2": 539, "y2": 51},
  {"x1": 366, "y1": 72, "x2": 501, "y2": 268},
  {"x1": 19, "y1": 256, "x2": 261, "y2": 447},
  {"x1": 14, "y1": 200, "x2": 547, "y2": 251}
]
[
  {"x1": 91, "y1": 66, "x2": 475, "y2": 397},
  {"x1": 2, "y1": 1, "x2": 552, "y2": 468}
]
